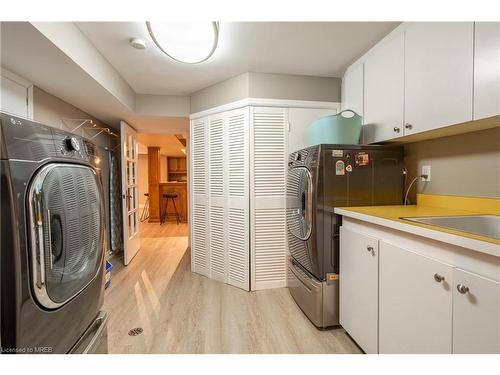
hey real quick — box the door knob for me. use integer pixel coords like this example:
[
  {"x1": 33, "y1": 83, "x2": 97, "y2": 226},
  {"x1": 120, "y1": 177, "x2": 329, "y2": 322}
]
[
  {"x1": 457, "y1": 284, "x2": 469, "y2": 294},
  {"x1": 405, "y1": 123, "x2": 413, "y2": 130},
  {"x1": 434, "y1": 273, "x2": 445, "y2": 283},
  {"x1": 393, "y1": 127, "x2": 401, "y2": 133}
]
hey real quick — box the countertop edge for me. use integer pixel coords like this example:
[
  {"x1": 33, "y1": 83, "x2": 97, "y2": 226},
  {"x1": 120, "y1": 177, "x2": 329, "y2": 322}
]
[{"x1": 334, "y1": 208, "x2": 500, "y2": 258}]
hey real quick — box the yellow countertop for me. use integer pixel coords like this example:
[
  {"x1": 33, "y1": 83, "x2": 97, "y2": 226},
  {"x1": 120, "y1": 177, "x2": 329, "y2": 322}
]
[{"x1": 335, "y1": 194, "x2": 500, "y2": 248}]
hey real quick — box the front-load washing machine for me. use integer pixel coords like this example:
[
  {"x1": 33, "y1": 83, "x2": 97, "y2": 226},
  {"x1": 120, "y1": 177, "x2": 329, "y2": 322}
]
[{"x1": 1, "y1": 113, "x2": 108, "y2": 353}]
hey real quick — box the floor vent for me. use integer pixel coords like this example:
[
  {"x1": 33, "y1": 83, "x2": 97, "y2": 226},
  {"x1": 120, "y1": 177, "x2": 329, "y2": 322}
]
[{"x1": 128, "y1": 328, "x2": 143, "y2": 336}]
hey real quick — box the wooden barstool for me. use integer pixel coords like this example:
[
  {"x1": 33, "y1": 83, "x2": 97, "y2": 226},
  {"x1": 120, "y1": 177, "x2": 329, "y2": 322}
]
[
  {"x1": 140, "y1": 193, "x2": 150, "y2": 222},
  {"x1": 161, "y1": 192, "x2": 180, "y2": 225}
]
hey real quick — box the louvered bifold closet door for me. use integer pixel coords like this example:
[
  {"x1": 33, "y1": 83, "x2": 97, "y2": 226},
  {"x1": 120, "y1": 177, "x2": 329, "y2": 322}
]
[
  {"x1": 190, "y1": 116, "x2": 210, "y2": 277},
  {"x1": 250, "y1": 107, "x2": 288, "y2": 290},
  {"x1": 208, "y1": 113, "x2": 226, "y2": 282},
  {"x1": 226, "y1": 107, "x2": 250, "y2": 291}
]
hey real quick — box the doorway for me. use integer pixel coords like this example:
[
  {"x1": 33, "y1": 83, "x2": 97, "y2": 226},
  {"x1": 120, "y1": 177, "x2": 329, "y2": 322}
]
[{"x1": 136, "y1": 133, "x2": 188, "y2": 232}]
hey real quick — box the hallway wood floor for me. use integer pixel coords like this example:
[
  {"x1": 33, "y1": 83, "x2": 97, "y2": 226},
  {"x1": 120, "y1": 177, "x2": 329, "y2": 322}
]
[{"x1": 105, "y1": 222, "x2": 361, "y2": 354}]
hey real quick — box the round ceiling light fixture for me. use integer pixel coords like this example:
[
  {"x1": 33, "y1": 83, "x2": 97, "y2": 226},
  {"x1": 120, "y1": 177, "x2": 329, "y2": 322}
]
[{"x1": 146, "y1": 21, "x2": 219, "y2": 64}]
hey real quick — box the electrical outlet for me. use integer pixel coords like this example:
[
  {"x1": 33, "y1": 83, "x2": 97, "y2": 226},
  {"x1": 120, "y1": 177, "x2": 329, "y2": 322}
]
[{"x1": 421, "y1": 165, "x2": 431, "y2": 182}]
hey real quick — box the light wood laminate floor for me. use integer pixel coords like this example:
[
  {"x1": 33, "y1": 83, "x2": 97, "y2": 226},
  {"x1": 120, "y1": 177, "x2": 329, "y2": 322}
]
[{"x1": 105, "y1": 222, "x2": 361, "y2": 354}]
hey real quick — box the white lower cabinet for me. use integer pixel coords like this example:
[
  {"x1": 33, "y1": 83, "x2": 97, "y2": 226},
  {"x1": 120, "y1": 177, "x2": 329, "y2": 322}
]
[
  {"x1": 453, "y1": 268, "x2": 500, "y2": 353},
  {"x1": 339, "y1": 227, "x2": 379, "y2": 354},
  {"x1": 378, "y1": 242, "x2": 453, "y2": 354},
  {"x1": 339, "y1": 223, "x2": 500, "y2": 354}
]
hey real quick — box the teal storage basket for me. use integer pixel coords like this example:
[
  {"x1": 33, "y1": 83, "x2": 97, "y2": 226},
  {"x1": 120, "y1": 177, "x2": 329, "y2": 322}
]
[{"x1": 308, "y1": 110, "x2": 362, "y2": 145}]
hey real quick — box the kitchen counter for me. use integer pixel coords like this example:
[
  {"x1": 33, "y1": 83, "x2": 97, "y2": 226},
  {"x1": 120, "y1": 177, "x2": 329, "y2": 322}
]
[{"x1": 334, "y1": 194, "x2": 500, "y2": 258}]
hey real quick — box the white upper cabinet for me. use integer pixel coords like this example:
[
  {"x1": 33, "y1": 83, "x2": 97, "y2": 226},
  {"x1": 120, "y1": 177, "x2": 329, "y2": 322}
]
[
  {"x1": 341, "y1": 63, "x2": 364, "y2": 117},
  {"x1": 404, "y1": 22, "x2": 474, "y2": 134},
  {"x1": 363, "y1": 32, "x2": 405, "y2": 144},
  {"x1": 474, "y1": 22, "x2": 500, "y2": 120},
  {"x1": 0, "y1": 72, "x2": 30, "y2": 118},
  {"x1": 453, "y1": 268, "x2": 500, "y2": 354}
]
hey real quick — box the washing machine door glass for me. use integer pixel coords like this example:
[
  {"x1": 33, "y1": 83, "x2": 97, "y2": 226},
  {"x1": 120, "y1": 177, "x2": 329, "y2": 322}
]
[
  {"x1": 286, "y1": 166, "x2": 313, "y2": 241},
  {"x1": 28, "y1": 163, "x2": 104, "y2": 309}
]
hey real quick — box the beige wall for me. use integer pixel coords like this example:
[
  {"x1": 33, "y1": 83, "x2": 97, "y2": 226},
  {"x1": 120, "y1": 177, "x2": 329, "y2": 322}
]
[
  {"x1": 248, "y1": 72, "x2": 341, "y2": 103},
  {"x1": 160, "y1": 155, "x2": 168, "y2": 182},
  {"x1": 190, "y1": 73, "x2": 250, "y2": 114},
  {"x1": 137, "y1": 153, "x2": 170, "y2": 207},
  {"x1": 32, "y1": 86, "x2": 116, "y2": 148},
  {"x1": 404, "y1": 127, "x2": 500, "y2": 200},
  {"x1": 190, "y1": 72, "x2": 341, "y2": 113},
  {"x1": 138, "y1": 154, "x2": 149, "y2": 206}
]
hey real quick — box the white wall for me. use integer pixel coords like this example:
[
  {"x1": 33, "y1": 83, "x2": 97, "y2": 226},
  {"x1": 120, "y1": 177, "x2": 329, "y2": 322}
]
[{"x1": 31, "y1": 22, "x2": 136, "y2": 110}]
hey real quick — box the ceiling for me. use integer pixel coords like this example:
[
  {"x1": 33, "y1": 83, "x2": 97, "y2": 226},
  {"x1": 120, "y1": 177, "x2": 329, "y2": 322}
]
[
  {"x1": 0, "y1": 22, "x2": 190, "y2": 132},
  {"x1": 136, "y1": 133, "x2": 186, "y2": 156},
  {"x1": 76, "y1": 22, "x2": 400, "y2": 96}
]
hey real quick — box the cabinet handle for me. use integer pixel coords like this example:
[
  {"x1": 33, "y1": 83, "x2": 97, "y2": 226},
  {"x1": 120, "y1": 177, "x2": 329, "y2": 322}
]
[
  {"x1": 393, "y1": 127, "x2": 401, "y2": 133},
  {"x1": 405, "y1": 123, "x2": 413, "y2": 130},
  {"x1": 366, "y1": 245, "x2": 374, "y2": 253},
  {"x1": 433, "y1": 273, "x2": 445, "y2": 283},
  {"x1": 457, "y1": 284, "x2": 469, "y2": 294}
]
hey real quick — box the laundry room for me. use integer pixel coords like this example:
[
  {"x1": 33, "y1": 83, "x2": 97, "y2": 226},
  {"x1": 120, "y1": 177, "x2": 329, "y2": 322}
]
[{"x1": 1, "y1": 2, "x2": 500, "y2": 374}]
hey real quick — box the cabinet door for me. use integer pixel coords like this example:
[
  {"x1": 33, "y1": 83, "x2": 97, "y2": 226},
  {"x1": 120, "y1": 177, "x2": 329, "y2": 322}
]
[
  {"x1": 339, "y1": 227, "x2": 379, "y2": 354},
  {"x1": 453, "y1": 268, "x2": 500, "y2": 353},
  {"x1": 363, "y1": 33, "x2": 405, "y2": 143},
  {"x1": 190, "y1": 116, "x2": 210, "y2": 277},
  {"x1": 0, "y1": 73, "x2": 29, "y2": 118},
  {"x1": 341, "y1": 63, "x2": 364, "y2": 116},
  {"x1": 250, "y1": 107, "x2": 288, "y2": 290},
  {"x1": 179, "y1": 158, "x2": 187, "y2": 171},
  {"x1": 288, "y1": 107, "x2": 337, "y2": 153},
  {"x1": 208, "y1": 113, "x2": 226, "y2": 282},
  {"x1": 474, "y1": 22, "x2": 500, "y2": 120},
  {"x1": 379, "y1": 242, "x2": 453, "y2": 353},
  {"x1": 405, "y1": 22, "x2": 474, "y2": 134},
  {"x1": 226, "y1": 107, "x2": 250, "y2": 291}
]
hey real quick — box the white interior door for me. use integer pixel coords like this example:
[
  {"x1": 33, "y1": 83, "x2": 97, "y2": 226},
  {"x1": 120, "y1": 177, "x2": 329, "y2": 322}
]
[
  {"x1": 226, "y1": 107, "x2": 250, "y2": 290},
  {"x1": 120, "y1": 120, "x2": 141, "y2": 265},
  {"x1": 190, "y1": 116, "x2": 210, "y2": 277},
  {"x1": 250, "y1": 106, "x2": 288, "y2": 291}
]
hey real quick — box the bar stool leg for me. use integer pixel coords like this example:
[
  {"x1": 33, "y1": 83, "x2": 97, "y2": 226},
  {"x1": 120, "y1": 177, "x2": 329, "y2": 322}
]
[
  {"x1": 161, "y1": 196, "x2": 169, "y2": 225},
  {"x1": 140, "y1": 195, "x2": 150, "y2": 222},
  {"x1": 171, "y1": 197, "x2": 180, "y2": 224}
]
